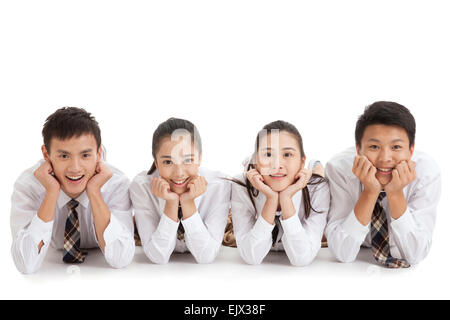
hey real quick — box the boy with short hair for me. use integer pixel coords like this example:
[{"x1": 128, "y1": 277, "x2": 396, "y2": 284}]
[
  {"x1": 11, "y1": 107, "x2": 135, "y2": 274},
  {"x1": 325, "y1": 101, "x2": 441, "y2": 267}
]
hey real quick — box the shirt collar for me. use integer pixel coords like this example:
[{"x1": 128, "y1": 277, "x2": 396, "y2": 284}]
[{"x1": 57, "y1": 189, "x2": 90, "y2": 209}]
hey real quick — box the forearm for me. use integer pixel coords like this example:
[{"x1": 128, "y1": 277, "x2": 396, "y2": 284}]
[
  {"x1": 386, "y1": 191, "x2": 407, "y2": 220},
  {"x1": 87, "y1": 190, "x2": 111, "y2": 251},
  {"x1": 164, "y1": 200, "x2": 179, "y2": 222},
  {"x1": 180, "y1": 199, "x2": 197, "y2": 220},
  {"x1": 279, "y1": 195, "x2": 296, "y2": 220},
  {"x1": 37, "y1": 191, "x2": 59, "y2": 223},
  {"x1": 260, "y1": 196, "x2": 278, "y2": 225},
  {"x1": 354, "y1": 190, "x2": 379, "y2": 226}
]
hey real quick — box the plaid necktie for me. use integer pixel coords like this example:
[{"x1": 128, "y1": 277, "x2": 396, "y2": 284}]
[
  {"x1": 63, "y1": 199, "x2": 87, "y2": 263},
  {"x1": 271, "y1": 215, "x2": 283, "y2": 247},
  {"x1": 177, "y1": 205, "x2": 185, "y2": 242},
  {"x1": 371, "y1": 192, "x2": 410, "y2": 268}
]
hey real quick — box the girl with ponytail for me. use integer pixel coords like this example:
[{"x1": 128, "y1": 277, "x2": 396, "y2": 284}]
[
  {"x1": 130, "y1": 118, "x2": 230, "y2": 264},
  {"x1": 231, "y1": 120, "x2": 330, "y2": 266}
]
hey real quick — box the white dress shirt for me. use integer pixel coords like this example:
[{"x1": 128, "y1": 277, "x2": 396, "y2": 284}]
[
  {"x1": 231, "y1": 160, "x2": 330, "y2": 266},
  {"x1": 130, "y1": 167, "x2": 231, "y2": 264},
  {"x1": 325, "y1": 147, "x2": 441, "y2": 265},
  {"x1": 10, "y1": 160, "x2": 135, "y2": 274}
]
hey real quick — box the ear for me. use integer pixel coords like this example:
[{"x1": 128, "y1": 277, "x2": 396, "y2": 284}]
[
  {"x1": 356, "y1": 144, "x2": 361, "y2": 156},
  {"x1": 41, "y1": 145, "x2": 50, "y2": 161},
  {"x1": 300, "y1": 156, "x2": 306, "y2": 169},
  {"x1": 409, "y1": 144, "x2": 415, "y2": 158},
  {"x1": 97, "y1": 145, "x2": 103, "y2": 161}
]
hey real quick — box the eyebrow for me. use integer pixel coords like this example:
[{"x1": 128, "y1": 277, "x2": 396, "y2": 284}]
[
  {"x1": 261, "y1": 147, "x2": 297, "y2": 151},
  {"x1": 159, "y1": 154, "x2": 195, "y2": 159},
  {"x1": 56, "y1": 149, "x2": 94, "y2": 155},
  {"x1": 367, "y1": 138, "x2": 405, "y2": 143}
]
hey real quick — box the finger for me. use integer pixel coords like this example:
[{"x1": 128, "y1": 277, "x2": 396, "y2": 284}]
[
  {"x1": 187, "y1": 181, "x2": 196, "y2": 195},
  {"x1": 392, "y1": 169, "x2": 400, "y2": 182},
  {"x1": 303, "y1": 168, "x2": 313, "y2": 181},
  {"x1": 246, "y1": 169, "x2": 259, "y2": 180},
  {"x1": 407, "y1": 160, "x2": 416, "y2": 174},
  {"x1": 369, "y1": 165, "x2": 377, "y2": 178},
  {"x1": 396, "y1": 162, "x2": 408, "y2": 179},
  {"x1": 361, "y1": 158, "x2": 373, "y2": 177},
  {"x1": 294, "y1": 174, "x2": 307, "y2": 189},
  {"x1": 352, "y1": 156, "x2": 361, "y2": 175},
  {"x1": 354, "y1": 156, "x2": 368, "y2": 177}
]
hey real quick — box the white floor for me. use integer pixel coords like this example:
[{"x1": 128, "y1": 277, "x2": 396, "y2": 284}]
[{"x1": 3, "y1": 244, "x2": 448, "y2": 300}]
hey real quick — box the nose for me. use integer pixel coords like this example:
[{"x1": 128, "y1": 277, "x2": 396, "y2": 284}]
[
  {"x1": 377, "y1": 147, "x2": 393, "y2": 164},
  {"x1": 68, "y1": 157, "x2": 82, "y2": 173},
  {"x1": 271, "y1": 155, "x2": 283, "y2": 170},
  {"x1": 173, "y1": 164, "x2": 184, "y2": 178}
]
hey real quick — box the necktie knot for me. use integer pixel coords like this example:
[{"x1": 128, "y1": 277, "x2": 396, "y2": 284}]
[
  {"x1": 67, "y1": 199, "x2": 79, "y2": 211},
  {"x1": 377, "y1": 191, "x2": 386, "y2": 202}
]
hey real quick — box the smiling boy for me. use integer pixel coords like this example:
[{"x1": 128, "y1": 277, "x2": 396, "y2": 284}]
[
  {"x1": 325, "y1": 101, "x2": 441, "y2": 268},
  {"x1": 11, "y1": 107, "x2": 135, "y2": 274}
]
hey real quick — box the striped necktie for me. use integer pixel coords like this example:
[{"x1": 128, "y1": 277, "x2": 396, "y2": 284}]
[
  {"x1": 63, "y1": 199, "x2": 87, "y2": 263},
  {"x1": 371, "y1": 192, "x2": 410, "y2": 268},
  {"x1": 272, "y1": 215, "x2": 283, "y2": 247},
  {"x1": 177, "y1": 205, "x2": 185, "y2": 242}
]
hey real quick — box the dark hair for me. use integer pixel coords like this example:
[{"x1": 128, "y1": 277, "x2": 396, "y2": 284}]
[
  {"x1": 231, "y1": 120, "x2": 325, "y2": 219},
  {"x1": 355, "y1": 101, "x2": 416, "y2": 148},
  {"x1": 148, "y1": 117, "x2": 202, "y2": 175},
  {"x1": 42, "y1": 107, "x2": 101, "y2": 153}
]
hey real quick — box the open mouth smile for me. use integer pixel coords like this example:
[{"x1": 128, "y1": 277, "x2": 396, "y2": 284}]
[
  {"x1": 170, "y1": 178, "x2": 189, "y2": 187},
  {"x1": 376, "y1": 168, "x2": 393, "y2": 175},
  {"x1": 66, "y1": 175, "x2": 85, "y2": 183}
]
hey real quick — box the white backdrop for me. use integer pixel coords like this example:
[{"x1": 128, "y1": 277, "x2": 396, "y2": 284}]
[{"x1": 1, "y1": 0, "x2": 449, "y2": 300}]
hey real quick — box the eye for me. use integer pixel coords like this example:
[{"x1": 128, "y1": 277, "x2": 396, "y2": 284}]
[
  {"x1": 284, "y1": 152, "x2": 293, "y2": 158},
  {"x1": 184, "y1": 158, "x2": 193, "y2": 164},
  {"x1": 392, "y1": 145, "x2": 402, "y2": 150},
  {"x1": 368, "y1": 145, "x2": 379, "y2": 150},
  {"x1": 60, "y1": 154, "x2": 69, "y2": 159},
  {"x1": 263, "y1": 152, "x2": 272, "y2": 158},
  {"x1": 162, "y1": 160, "x2": 173, "y2": 165},
  {"x1": 82, "y1": 153, "x2": 91, "y2": 158}
]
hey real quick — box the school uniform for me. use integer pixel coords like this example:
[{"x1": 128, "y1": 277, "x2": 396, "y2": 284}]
[
  {"x1": 325, "y1": 147, "x2": 441, "y2": 265},
  {"x1": 10, "y1": 160, "x2": 135, "y2": 274},
  {"x1": 130, "y1": 167, "x2": 231, "y2": 264},
  {"x1": 231, "y1": 160, "x2": 330, "y2": 266}
]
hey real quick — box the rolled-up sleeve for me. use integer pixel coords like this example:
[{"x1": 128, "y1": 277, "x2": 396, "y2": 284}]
[
  {"x1": 325, "y1": 162, "x2": 369, "y2": 263},
  {"x1": 10, "y1": 180, "x2": 53, "y2": 274},
  {"x1": 130, "y1": 176, "x2": 178, "y2": 264},
  {"x1": 389, "y1": 172, "x2": 441, "y2": 265},
  {"x1": 182, "y1": 179, "x2": 231, "y2": 264},
  {"x1": 231, "y1": 182, "x2": 274, "y2": 265},
  {"x1": 281, "y1": 182, "x2": 330, "y2": 267},
  {"x1": 101, "y1": 176, "x2": 135, "y2": 268}
]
